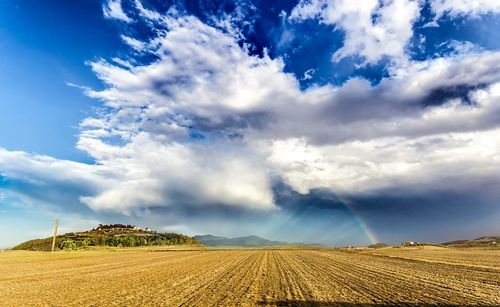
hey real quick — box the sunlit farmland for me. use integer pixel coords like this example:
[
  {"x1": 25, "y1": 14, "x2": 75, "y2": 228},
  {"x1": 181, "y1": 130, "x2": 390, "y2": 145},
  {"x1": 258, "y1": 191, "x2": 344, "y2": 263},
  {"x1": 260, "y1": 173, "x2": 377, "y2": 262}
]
[{"x1": 1, "y1": 246, "x2": 499, "y2": 306}]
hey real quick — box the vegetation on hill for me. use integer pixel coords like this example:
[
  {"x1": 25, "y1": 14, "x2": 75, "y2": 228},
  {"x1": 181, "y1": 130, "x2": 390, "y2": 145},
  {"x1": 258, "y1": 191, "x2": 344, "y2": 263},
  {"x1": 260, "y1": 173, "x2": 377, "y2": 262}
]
[
  {"x1": 13, "y1": 237, "x2": 56, "y2": 251},
  {"x1": 368, "y1": 243, "x2": 389, "y2": 248},
  {"x1": 442, "y1": 236, "x2": 499, "y2": 247},
  {"x1": 13, "y1": 224, "x2": 200, "y2": 251}
]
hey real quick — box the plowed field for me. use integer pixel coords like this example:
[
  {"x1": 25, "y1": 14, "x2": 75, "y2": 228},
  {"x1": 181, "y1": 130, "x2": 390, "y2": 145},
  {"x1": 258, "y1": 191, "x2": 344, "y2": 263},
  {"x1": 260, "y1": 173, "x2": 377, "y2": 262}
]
[{"x1": 1, "y1": 247, "x2": 499, "y2": 306}]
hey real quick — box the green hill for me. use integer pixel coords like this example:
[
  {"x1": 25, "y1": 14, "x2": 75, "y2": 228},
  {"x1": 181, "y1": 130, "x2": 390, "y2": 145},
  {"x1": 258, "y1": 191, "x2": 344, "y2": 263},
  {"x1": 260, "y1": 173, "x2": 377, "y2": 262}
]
[
  {"x1": 442, "y1": 236, "x2": 499, "y2": 248},
  {"x1": 13, "y1": 224, "x2": 200, "y2": 251}
]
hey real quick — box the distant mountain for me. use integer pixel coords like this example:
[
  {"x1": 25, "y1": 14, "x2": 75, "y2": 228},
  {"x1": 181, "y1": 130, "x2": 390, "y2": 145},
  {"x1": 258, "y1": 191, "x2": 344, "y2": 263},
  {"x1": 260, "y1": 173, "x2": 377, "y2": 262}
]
[
  {"x1": 193, "y1": 234, "x2": 289, "y2": 246},
  {"x1": 193, "y1": 235, "x2": 229, "y2": 246},
  {"x1": 442, "y1": 236, "x2": 499, "y2": 247}
]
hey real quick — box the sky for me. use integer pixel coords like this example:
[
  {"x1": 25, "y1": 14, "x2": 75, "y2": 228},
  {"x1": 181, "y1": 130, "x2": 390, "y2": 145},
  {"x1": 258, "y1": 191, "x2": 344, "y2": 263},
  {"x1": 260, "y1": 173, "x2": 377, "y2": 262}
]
[{"x1": 1, "y1": 0, "x2": 500, "y2": 248}]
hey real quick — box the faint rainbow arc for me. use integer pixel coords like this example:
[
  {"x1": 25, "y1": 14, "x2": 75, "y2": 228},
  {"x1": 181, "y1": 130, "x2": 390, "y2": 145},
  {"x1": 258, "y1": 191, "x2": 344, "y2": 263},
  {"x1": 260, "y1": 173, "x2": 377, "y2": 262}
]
[{"x1": 337, "y1": 195, "x2": 379, "y2": 245}]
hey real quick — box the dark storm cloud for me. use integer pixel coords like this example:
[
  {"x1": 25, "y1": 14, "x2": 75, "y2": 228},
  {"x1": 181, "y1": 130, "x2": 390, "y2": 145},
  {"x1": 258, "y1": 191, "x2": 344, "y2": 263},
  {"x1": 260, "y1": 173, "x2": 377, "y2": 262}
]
[
  {"x1": 190, "y1": 112, "x2": 271, "y2": 139},
  {"x1": 152, "y1": 75, "x2": 195, "y2": 96},
  {"x1": 268, "y1": 175, "x2": 500, "y2": 243},
  {"x1": 259, "y1": 52, "x2": 500, "y2": 145},
  {"x1": 273, "y1": 182, "x2": 348, "y2": 212},
  {"x1": 421, "y1": 83, "x2": 488, "y2": 107},
  {"x1": 274, "y1": 177, "x2": 497, "y2": 218}
]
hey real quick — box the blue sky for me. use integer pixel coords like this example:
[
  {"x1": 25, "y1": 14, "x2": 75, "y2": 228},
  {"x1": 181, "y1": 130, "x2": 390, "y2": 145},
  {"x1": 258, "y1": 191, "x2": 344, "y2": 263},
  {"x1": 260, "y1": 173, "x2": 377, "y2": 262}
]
[{"x1": 1, "y1": 0, "x2": 500, "y2": 248}]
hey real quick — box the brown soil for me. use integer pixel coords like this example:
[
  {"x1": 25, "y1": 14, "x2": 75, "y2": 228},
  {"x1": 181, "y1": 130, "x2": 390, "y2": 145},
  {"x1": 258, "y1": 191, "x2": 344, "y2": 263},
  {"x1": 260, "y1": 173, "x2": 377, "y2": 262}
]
[{"x1": 1, "y1": 247, "x2": 499, "y2": 306}]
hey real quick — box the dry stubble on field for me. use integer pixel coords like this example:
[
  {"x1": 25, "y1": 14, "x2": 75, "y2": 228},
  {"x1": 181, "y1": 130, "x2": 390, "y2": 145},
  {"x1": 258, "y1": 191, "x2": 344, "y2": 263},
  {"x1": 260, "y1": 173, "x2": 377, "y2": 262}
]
[{"x1": 1, "y1": 246, "x2": 499, "y2": 306}]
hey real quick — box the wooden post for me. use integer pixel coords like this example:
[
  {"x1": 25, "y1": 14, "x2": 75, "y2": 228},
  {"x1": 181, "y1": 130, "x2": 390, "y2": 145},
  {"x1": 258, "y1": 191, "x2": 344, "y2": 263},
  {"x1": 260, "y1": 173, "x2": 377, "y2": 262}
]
[{"x1": 51, "y1": 219, "x2": 59, "y2": 252}]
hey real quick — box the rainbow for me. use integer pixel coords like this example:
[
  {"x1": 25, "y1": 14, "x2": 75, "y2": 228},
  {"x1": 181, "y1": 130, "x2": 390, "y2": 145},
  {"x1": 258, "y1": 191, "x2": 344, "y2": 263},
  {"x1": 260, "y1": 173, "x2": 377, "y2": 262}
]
[{"x1": 337, "y1": 195, "x2": 380, "y2": 245}]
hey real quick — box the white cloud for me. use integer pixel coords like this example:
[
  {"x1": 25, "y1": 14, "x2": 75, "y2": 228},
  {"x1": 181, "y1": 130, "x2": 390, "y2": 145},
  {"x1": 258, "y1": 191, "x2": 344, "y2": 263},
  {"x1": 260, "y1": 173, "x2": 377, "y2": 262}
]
[
  {"x1": 262, "y1": 124, "x2": 500, "y2": 195},
  {"x1": 103, "y1": 0, "x2": 132, "y2": 23},
  {"x1": 134, "y1": 0, "x2": 163, "y2": 21},
  {"x1": 88, "y1": 15, "x2": 300, "y2": 117},
  {"x1": 429, "y1": 0, "x2": 500, "y2": 22},
  {"x1": 0, "y1": 136, "x2": 275, "y2": 215},
  {"x1": 290, "y1": 0, "x2": 421, "y2": 65},
  {"x1": 0, "y1": 148, "x2": 103, "y2": 189},
  {"x1": 1, "y1": 6, "x2": 500, "y2": 220},
  {"x1": 259, "y1": 79, "x2": 500, "y2": 195},
  {"x1": 82, "y1": 36, "x2": 500, "y2": 204},
  {"x1": 302, "y1": 68, "x2": 315, "y2": 80},
  {"x1": 248, "y1": 51, "x2": 500, "y2": 147},
  {"x1": 78, "y1": 133, "x2": 275, "y2": 213},
  {"x1": 120, "y1": 35, "x2": 148, "y2": 52}
]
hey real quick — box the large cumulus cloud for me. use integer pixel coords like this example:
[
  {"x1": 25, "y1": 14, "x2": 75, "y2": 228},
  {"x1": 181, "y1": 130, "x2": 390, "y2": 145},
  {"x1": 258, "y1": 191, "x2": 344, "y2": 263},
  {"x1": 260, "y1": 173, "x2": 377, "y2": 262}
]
[{"x1": 290, "y1": 0, "x2": 421, "y2": 65}]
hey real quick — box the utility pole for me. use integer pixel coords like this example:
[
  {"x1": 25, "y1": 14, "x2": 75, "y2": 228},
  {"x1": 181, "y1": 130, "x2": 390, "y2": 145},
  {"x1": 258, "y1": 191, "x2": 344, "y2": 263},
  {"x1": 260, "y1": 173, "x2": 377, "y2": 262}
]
[{"x1": 51, "y1": 219, "x2": 59, "y2": 252}]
